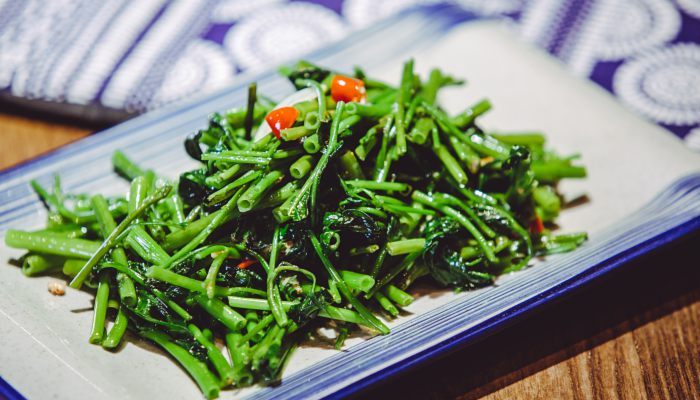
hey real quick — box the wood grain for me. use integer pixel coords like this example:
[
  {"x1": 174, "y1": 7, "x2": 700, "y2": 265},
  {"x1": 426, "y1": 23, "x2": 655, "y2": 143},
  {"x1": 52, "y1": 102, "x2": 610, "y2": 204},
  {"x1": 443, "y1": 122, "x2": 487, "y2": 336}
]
[
  {"x1": 1, "y1": 111, "x2": 698, "y2": 400},
  {"x1": 0, "y1": 112, "x2": 91, "y2": 169}
]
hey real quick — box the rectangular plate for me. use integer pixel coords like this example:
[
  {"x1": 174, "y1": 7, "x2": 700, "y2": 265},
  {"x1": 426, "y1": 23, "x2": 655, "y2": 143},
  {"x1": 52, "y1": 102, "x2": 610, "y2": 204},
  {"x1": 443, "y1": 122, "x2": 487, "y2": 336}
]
[{"x1": 1, "y1": 5, "x2": 699, "y2": 400}]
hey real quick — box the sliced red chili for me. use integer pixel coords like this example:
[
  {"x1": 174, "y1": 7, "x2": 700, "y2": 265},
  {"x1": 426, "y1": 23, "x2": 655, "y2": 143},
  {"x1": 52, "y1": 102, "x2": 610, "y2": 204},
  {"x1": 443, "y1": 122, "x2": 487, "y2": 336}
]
[
  {"x1": 530, "y1": 215, "x2": 545, "y2": 234},
  {"x1": 236, "y1": 259, "x2": 257, "y2": 269},
  {"x1": 330, "y1": 75, "x2": 366, "y2": 103},
  {"x1": 265, "y1": 107, "x2": 299, "y2": 139}
]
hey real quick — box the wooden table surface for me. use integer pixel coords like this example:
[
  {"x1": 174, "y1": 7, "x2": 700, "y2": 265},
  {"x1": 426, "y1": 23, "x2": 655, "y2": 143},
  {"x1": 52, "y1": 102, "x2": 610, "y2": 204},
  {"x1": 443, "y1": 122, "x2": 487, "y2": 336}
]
[{"x1": 1, "y1": 110, "x2": 699, "y2": 400}]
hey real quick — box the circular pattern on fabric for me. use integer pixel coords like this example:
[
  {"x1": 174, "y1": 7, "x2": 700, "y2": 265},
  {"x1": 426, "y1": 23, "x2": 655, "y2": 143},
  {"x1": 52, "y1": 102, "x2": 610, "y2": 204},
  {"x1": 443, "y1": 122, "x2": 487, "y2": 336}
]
[
  {"x1": 677, "y1": 0, "x2": 700, "y2": 19},
  {"x1": 223, "y1": 3, "x2": 346, "y2": 70},
  {"x1": 596, "y1": 0, "x2": 680, "y2": 61},
  {"x1": 343, "y1": 0, "x2": 437, "y2": 28},
  {"x1": 343, "y1": 0, "x2": 521, "y2": 28},
  {"x1": 614, "y1": 43, "x2": 700, "y2": 125},
  {"x1": 452, "y1": 0, "x2": 524, "y2": 15},
  {"x1": 684, "y1": 127, "x2": 700, "y2": 151},
  {"x1": 150, "y1": 40, "x2": 234, "y2": 109},
  {"x1": 210, "y1": 0, "x2": 284, "y2": 24}
]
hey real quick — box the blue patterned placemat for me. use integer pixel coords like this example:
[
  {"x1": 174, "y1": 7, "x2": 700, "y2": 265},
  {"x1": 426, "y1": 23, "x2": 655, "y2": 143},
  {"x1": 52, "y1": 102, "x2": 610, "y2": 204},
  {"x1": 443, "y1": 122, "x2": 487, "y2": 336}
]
[{"x1": 0, "y1": 0, "x2": 698, "y2": 149}]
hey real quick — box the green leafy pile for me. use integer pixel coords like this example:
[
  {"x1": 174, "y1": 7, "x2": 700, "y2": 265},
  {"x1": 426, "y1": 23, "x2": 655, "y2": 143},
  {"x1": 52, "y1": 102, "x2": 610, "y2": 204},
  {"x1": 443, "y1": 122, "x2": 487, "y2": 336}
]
[{"x1": 5, "y1": 60, "x2": 587, "y2": 399}]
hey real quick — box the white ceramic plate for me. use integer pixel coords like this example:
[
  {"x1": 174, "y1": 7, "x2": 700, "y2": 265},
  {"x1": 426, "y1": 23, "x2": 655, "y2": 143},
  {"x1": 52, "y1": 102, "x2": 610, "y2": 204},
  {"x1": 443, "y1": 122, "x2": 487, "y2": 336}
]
[{"x1": 1, "y1": 6, "x2": 699, "y2": 400}]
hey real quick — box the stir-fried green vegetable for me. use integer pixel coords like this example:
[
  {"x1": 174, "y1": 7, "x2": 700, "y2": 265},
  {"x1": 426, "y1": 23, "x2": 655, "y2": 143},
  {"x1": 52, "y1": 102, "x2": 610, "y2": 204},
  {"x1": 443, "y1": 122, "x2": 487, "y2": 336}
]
[{"x1": 5, "y1": 60, "x2": 587, "y2": 398}]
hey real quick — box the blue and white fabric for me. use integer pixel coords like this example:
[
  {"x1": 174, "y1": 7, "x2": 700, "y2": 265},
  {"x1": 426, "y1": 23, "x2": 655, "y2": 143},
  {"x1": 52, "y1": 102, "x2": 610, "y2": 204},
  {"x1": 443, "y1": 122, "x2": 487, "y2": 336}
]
[{"x1": 0, "y1": 0, "x2": 698, "y2": 149}]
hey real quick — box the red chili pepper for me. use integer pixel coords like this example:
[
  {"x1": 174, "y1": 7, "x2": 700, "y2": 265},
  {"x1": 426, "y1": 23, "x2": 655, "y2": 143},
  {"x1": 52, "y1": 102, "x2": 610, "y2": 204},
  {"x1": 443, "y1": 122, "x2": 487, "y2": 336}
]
[
  {"x1": 530, "y1": 215, "x2": 545, "y2": 234},
  {"x1": 265, "y1": 107, "x2": 299, "y2": 139},
  {"x1": 236, "y1": 259, "x2": 257, "y2": 269},
  {"x1": 330, "y1": 75, "x2": 366, "y2": 103}
]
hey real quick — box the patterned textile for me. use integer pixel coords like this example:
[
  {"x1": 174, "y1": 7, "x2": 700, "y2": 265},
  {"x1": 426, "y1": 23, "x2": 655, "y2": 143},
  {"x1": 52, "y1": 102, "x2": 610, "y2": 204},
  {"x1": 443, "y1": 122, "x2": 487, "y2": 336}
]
[{"x1": 0, "y1": 0, "x2": 698, "y2": 149}]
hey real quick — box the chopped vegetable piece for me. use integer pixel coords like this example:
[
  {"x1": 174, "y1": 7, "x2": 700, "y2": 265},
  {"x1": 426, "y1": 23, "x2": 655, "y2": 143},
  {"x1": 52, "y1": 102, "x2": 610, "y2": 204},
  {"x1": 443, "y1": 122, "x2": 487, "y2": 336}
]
[
  {"x1": 265, "y1": 107, "x2": 299, "y2": 139},
  {"x1": 237, "y1": 259, "x2": 257, "y2": 269},
  {"x1": 330, "y1": 75, "x2": 366, "y2": 103}
]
